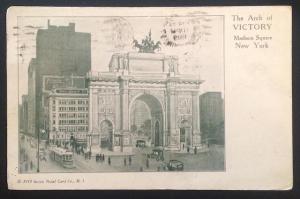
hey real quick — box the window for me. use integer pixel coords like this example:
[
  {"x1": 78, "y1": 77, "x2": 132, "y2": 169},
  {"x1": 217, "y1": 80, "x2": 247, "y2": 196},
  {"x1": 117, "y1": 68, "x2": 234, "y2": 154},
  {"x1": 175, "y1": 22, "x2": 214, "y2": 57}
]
[{"x1": 69, "y1": 100, "x2": 76, "y2": 105}]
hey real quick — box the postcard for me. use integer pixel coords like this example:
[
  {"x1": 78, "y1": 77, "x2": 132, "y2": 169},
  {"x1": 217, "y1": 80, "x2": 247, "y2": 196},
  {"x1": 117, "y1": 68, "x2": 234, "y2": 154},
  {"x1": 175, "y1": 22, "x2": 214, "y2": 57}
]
[{"x1": 7, "y1": 6, "x2": 292, "y2": 190}]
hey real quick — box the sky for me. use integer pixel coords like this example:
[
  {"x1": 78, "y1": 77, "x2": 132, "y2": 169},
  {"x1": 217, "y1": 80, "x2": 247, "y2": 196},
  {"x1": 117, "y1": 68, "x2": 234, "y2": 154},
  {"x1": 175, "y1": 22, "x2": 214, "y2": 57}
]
[{"x1": 15, "y1": 16, "x2": 224, "y2": 101}]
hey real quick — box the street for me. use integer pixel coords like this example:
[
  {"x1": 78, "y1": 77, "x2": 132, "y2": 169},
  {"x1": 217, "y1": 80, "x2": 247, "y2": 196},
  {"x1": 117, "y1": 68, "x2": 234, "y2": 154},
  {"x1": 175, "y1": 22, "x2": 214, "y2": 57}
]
[{"x1": 35, "y1": 145, "x2": 224, "y2": 173}]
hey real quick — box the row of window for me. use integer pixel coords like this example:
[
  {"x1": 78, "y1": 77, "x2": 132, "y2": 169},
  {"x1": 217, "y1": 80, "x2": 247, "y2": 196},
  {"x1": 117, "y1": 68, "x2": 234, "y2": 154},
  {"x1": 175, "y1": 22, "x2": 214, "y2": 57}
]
[
  {"x1": 58, "y1": 120, "x2": 88, "y2": 125},
  {"x1": 58, "y1": 107, "x2": 88, "y2": 112},
  {"x1": 58, "y1": 99, "x2": 89, "y2": 105},
  {"x1": 54, "y1": 126, "x2": 89, "y2": 132},
  {"x1": 58, "y1": 99, "x2": 88, "y2": 105},
  {"x1": 51, "y1": 132, "x2": 87, "y2": 139},
  {"x1": 57, "y1": 113, "x2": 89, "y2": 119}
]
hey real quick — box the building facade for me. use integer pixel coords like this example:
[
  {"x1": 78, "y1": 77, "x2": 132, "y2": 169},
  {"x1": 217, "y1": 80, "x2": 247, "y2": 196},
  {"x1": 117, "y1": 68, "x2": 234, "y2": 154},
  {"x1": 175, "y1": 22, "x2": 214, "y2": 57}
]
[
  {"x1": 87, "y1": 52, "x2": 203, "y2": 153},
  {"x1": 48, "y1": 88, "x2": 89, "y2": 147},
  {"x1": 20, "y1": 95, "x2": 29, "y2": 135},
  {"x1": 27, "y1": 21, "x2": 91, "y2": 138},
  {"x1": 200, "y1": 92, "x2": 224, "y2": 144}
]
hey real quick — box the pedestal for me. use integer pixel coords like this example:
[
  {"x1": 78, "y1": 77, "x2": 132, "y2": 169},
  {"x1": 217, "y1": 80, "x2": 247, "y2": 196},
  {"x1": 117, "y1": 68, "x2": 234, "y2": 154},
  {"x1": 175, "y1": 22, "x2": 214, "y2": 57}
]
[
  {"x1": 164, "y1": 129, "x2": 180, "y2": 151},
  {"x1": 87, "y1": 133, "x2": 101, "y2": 156},
  {"x1": 121, "y1": 131, "x2": 132, "y2": 153}
]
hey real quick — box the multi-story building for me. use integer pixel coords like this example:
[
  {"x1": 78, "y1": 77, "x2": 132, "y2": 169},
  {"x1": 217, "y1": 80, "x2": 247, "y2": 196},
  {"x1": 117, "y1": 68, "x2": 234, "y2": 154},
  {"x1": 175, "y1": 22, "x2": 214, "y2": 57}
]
[
  {"x1": 200, "y1": 92, "x2": 224, "y2": 144},
  {"x1": 48, "y1": 88, "x2": 89, "y2": 146},
  {"x1": 20, "y1": 95, "x2": 29, "y2": 135},
  {"x1": 27, "y1": 21, "x2": 91, "y2": 137}
]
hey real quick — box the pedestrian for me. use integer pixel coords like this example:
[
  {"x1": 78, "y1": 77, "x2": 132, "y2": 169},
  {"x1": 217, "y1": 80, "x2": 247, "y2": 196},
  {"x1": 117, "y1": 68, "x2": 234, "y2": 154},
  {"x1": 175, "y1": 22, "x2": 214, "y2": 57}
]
[
  {"x1": 108, "y1": 157, "x2": 111, "y2": 165},
  {"x1": 146, "y1": 158, "x2": 149, "y2": 168},
  {"x1": 187, "y1": 147, "x2": 190, "y2": 153},
  {"x1": 103, "y1": 154, "x2": 105, "y2": 162},
  {"x1": 129, "y1": 156, "x2": 132, "y2": 166},
  {"x1": 194, "y1": 146, "x2": 197, "y2": 154},
  {"x1": 124, "y1": 157, "x2": 127, "y2": 166}
]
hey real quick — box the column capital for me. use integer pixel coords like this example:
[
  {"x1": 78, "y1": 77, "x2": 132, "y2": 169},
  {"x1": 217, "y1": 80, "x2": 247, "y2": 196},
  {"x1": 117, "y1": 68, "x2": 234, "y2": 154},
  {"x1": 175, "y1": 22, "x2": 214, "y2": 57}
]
[{"x1": 192, "y1": 91, "x2": 200, "y2": 96}]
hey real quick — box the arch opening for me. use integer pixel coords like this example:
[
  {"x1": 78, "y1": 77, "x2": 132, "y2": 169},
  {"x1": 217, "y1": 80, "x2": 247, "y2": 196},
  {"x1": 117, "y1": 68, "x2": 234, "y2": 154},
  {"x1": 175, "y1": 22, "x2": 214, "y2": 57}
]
[
  {"x1": 99, "y1": 120, "x2": 113, "y2": 151},
  {"x1": 129, "y1": 94, "x2": 164, "y2": 147},
  {"x1": 180, "y1": 120, "x2": 191, "y2": 151}
]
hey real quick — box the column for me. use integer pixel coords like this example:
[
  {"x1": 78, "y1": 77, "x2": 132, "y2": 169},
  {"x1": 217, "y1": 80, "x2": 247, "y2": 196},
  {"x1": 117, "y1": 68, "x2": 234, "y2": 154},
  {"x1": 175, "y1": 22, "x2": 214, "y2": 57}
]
[
  {"x1": 87, "y1": 87, "x2": 93, "y2": 150},
  {"x1": 113, "y1": 89, "x2": 121, "y2": 152},
  {"x1": 169, "y1": 90, "x2": 179, "y2": 148},
  {"x1": 92, "y1": 92, "x2": 98, "y2": 133},
  {"x1": 88, "y1": 87, "x2": 93, "y2": 133},
  {"x1": 90, "y1": 89, "x2": 100, "y2": 154},
  {"x1": 115, "y1": 90, "x2": 121, "y2": 131},
  {"x1": 192, "y1": 91, "x2": 201, "y2": 147},
  {"x1": 120, "y1": 77, "x2": 132, "y2": 152},
  {"x1": 166, "y1": 79, "x2": 180, "y2": 150},
  {"x1": 121, "y1": 79, "x2": 129, "y2": 131},
  {"x1": 95, "y1": 92, "x2": 101, "y2": 148}
]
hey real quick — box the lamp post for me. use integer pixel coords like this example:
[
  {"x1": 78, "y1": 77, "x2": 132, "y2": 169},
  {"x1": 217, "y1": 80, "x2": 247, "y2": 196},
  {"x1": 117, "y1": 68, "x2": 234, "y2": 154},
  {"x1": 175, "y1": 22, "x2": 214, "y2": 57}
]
[{"x1": 37, "y1": 129, "x2": 45, "y2": 173}]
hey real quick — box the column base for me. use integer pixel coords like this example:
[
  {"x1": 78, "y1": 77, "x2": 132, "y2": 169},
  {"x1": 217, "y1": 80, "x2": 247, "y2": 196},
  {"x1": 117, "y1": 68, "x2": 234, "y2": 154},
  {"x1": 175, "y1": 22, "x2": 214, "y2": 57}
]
[
  {"x1": 187, "y1": 144, "x2": 209, "y2": 153},
  {"x1": 120, "y1": 131, "x2": 132, "y2": 153},
  {"x1": 90, "y1": 145, "x2": 101, "y2": 156},
  {"x1": 164, "y1": 145, "x2": 180, "y2": 151},
  {"x1": 112, "y1": 146, "x2": 121, "y2": 152},
  {"x1": 122, "y1": 145, "x2": 133, "y2": 153}
]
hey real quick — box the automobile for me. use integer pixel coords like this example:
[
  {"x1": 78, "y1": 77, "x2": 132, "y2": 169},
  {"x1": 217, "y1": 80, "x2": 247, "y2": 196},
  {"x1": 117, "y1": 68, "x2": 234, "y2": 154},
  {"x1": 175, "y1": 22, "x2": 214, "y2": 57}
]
[
  {"x1": 136, "y1": 140, "x2": 146, "y2": 148},
  {"x1": 147, "y1": 148, "x2": 164, "y2": 161},
  {"x1": 167, "y1": 160, "x2": 184, "y2": 171},
  {"x1": 160, "y1": 162, "x2": 168, "y2": 171}
]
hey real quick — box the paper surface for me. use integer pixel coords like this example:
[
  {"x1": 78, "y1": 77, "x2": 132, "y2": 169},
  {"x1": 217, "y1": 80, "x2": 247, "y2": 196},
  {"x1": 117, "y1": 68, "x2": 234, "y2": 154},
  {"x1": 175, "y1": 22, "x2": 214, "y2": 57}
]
[{"x1": 7, "y1": 6, "x2": 292, "y2": 190}]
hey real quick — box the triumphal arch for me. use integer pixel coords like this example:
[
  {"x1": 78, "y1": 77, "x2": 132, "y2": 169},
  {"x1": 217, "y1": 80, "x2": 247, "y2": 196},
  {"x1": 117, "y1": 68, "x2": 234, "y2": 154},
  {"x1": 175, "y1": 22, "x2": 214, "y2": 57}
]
[{"x1": 87, "y1": 52, "x2": 203, "y2": 153}]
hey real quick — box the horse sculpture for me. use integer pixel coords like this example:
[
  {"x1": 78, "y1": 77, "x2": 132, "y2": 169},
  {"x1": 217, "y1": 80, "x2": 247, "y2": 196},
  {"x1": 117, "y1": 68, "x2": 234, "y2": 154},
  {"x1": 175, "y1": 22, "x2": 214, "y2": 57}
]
[{"x1": 133, "y1": 30, "x2": 161, "y2": 53}]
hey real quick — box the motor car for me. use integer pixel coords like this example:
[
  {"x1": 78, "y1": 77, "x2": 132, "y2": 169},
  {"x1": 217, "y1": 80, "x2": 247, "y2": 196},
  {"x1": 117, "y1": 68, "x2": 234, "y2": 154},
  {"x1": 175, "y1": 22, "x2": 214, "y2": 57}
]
[
  {"x1": 136, "y1": 140, "x2": 146, "y2": 148},
  {"x1": 167, "y1": 160, "x2": 184, "y2": 171},
  {"x1": 147, "y1": 148, "x2": 164, "y2": 161}
]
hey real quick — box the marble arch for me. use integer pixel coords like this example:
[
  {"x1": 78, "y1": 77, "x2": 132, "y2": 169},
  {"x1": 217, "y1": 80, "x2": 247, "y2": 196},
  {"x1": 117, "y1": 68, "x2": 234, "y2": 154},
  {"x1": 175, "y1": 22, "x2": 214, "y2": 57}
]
[{"x1": 87, "y1": 52, "x2": 204, "y2": 154}]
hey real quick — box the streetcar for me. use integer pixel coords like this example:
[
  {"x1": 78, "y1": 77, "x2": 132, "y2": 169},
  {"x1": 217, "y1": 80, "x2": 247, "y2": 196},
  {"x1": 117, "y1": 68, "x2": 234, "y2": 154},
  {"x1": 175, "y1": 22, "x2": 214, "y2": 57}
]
[{"x1": 49, "y1": 146, "x2": 75, "y2": 169}]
